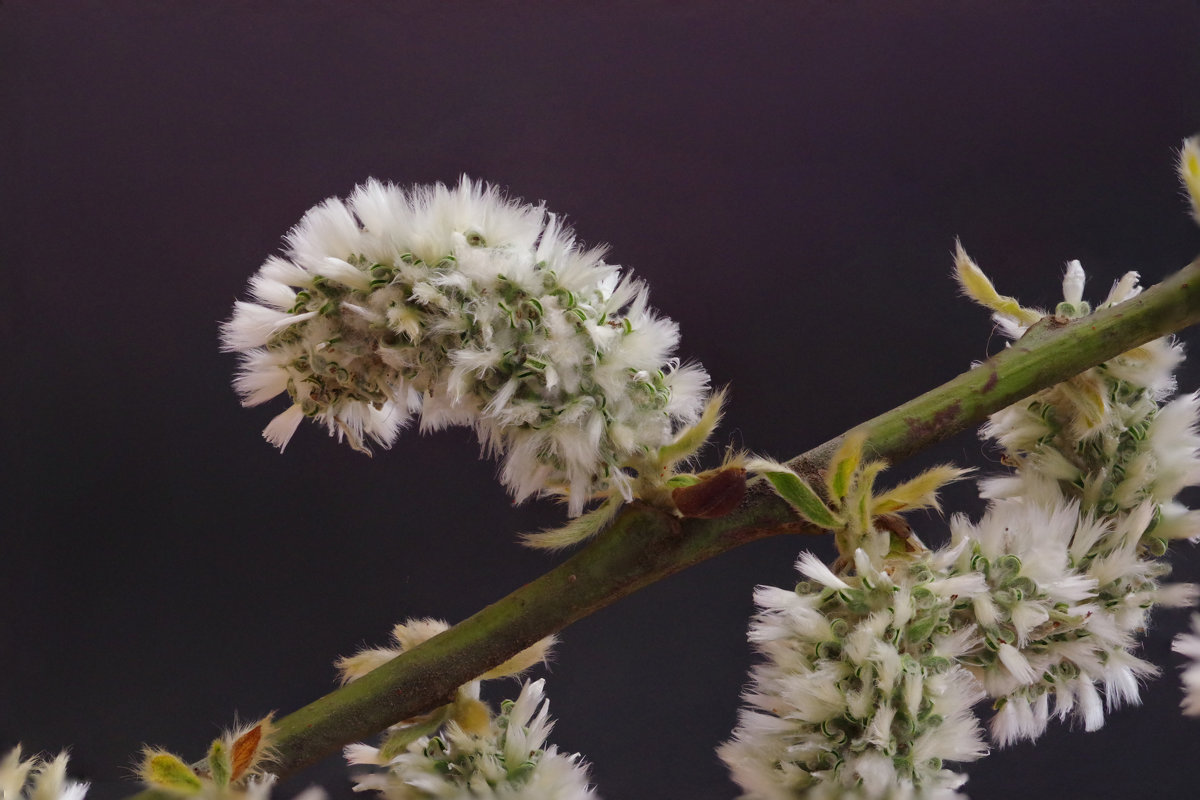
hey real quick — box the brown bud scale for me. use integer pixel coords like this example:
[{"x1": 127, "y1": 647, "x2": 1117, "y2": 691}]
[
  {"x1": 231, "y1": 724, "x2": 263, "y2": 781},
  {"x1": 672, "y1": 467, "x2": 747, "y2": 518}
]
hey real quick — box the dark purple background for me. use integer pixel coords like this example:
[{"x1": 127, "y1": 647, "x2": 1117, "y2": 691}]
[{"x1": 6, "y1": 3, "x2": 1200, "y2": 798}]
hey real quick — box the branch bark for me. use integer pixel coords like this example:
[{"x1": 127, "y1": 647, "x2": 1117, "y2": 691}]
[{"x1": 132, "y1": 259, "x2": 1200, "y2": 794}]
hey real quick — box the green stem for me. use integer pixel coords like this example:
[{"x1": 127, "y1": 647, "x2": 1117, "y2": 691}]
[
  {"x1": 820, "y1": 258, "x2": 1200, "y2": 465},
  {"x1": 133, "y1": 259, "x2": 1200, "y2": 793}
]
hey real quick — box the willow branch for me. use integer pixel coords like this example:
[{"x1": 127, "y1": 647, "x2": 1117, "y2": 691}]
[{"x1": 133, "y1": 259, "x2": 1200, "y2": 794}]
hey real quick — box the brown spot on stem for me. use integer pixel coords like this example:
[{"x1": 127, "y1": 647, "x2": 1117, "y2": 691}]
[
  {"x1": 981, "y1": 364, "x2": 999, "y2": 393},
  {"x1": 903, "y1": 402, "x2": 963, "y2": 447}
]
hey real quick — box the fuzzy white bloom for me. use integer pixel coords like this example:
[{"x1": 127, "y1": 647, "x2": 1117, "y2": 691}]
[
  {"x1": 1173, "y1": 614, "x2": 1200, "y2": 715},
  {"x1": 719, "y1": 553, "x2": 989, "y2": 800},
  {"x1": 346, "y1": 679, "x2": 598, "y2": 800},
  {"x1": 0, "y1": 747, "x2": 88, "y2": 800},
  {"x1": 726, "y1": 250, "x2": 1200, "y2": 798},
  {"x1": 1061, "y1": 260, "x2": 1086, "y2": 309},
  {"x1": 224, "y1": 178, "x2": 708, "y2": 515},
  {"x1": 953, "y1": 259, "x2": 1200, "y2": 741},
  {"x1": 943, "y1": 496, "x2": 1181, "y2": 743}
]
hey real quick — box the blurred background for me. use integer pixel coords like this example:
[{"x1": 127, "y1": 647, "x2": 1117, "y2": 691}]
[{"x1": 5, "y1": 3, "x2": 1200, "y2": 798}]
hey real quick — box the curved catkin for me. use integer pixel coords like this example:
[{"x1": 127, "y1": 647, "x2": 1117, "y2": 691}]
[
  {"x1": 222, "y1": 178, "x2": 708, "y2": 515},
  {"x1": 722, "y1": 255, "x2": 1200, "y2": 799}
]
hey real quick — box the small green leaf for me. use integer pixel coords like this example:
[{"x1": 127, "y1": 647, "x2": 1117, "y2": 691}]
[
  {"x1": 145, "y1": 753, "x2": 203, "y2": 794},
  {"x1": 520, "y1": 496, "x2": 623, "y2": 550},
  {"x1": 829, "y1": 457, "x2": 856, "y2": 503},
  {"x1": 207, "y1": 739, "x2": 231, "y2": 789},
  {"x1": 656, "y1": 390, "x2": 726, "y2": 468},
  {"x1": 666, "y1": 474, "x2": 702, "y2": 487},
  {"x1": 763, "y1": 470, "x2": 839, "y2": 528},
  {"x1": 824, "y1": 430, "x2": 869, "y2": 502}
]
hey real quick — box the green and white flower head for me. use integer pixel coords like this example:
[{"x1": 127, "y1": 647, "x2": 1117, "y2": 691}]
[
  {"x1": 0, "y1": 747, "x2": 88, "y2": 800},
  {"x1": 719, "y1": 550, "x2": 990, "y2": 800},
  {"x1": 223, "y1": 178, "x2": 708, "y2": 515},
  {"x1": 947, "y1": 250, "x2": 1200, "y2": 742},
  {"x1": 943, "y1": 494, "x2": 1192, "y2": 744},
  {"x1": 345, "y1": 679, "x2": 598, "y2": 800},
  {"x1": 729, "y1": 219, "x2": 1200, "y2": 797}
]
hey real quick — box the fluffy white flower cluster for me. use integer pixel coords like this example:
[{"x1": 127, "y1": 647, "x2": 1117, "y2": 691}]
[
  {"x1": 943, "y1": 491, "x2": 1195, "y2": 745},
  {"x1": 723, "y1": 260, "x2": 1200, "y2": 799},
  {"x1": 346, "y1": 679, "x2": 598, "y2": 800},
  {"x1": 223, "y1": 178, "x2": 707, "y2": 515},
  {"x1": 0, "y1": 748, "x2": 87, "y2": 800},
  {"x1": 950, "y1": 257, "x2": 1200, "y2": 744},
  {"x1": 718, "y1": 551, "x2": 990, "y2": 800}
]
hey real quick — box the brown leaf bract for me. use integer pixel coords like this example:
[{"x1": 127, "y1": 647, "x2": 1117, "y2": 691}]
[
  {"x1": 230, "y1": 724, "x2": 263, "y2": 781},
  {"x1": 672, "y1": 467, "x2": 747, "y2": 518}
]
